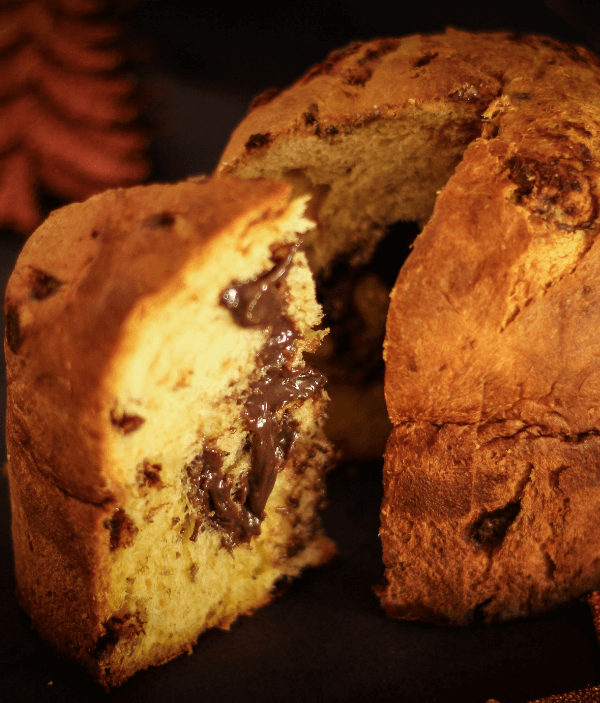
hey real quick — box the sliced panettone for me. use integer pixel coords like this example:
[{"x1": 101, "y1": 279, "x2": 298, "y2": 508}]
[
  {"x1": 5, "y1": 176, "x2": 335, "y2": 688},
  {"x1": 217, "y1": 29, "x2": 600, "y2": 622}
]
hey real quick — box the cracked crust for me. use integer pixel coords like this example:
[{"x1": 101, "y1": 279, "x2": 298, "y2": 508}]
[{"x1": 218, "y1": 30, "x2": 600, "y2": 621}]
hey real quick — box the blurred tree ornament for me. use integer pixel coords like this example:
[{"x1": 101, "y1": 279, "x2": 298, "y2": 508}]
[{"x1": 0, "y1": 0, "x2": 150, "y2": 234}]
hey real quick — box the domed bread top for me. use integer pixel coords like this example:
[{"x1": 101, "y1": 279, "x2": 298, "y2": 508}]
[{"x1": 218, "y1": 29, "x2": 600, "y2": 275}]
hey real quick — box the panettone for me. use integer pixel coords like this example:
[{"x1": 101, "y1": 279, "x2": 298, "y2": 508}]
[
  {"x1": 217, "y1": 29, "x2": 600, "y2": 623},
  {"x1": 5, "y1": 176, "x2": 335, "y2": 688},
  {"x1": 8, "y1": 27, "x2": 600, "y2": 690}
]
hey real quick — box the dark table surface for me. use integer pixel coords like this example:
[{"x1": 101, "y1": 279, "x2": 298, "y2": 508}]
[{"x1": 2, "y1": 2, "x2": 600, "y2": 701}]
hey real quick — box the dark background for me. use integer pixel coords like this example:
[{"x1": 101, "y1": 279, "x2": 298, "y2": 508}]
[{"x1": 2, "y1": 1, "x2": 600, "y2": 701}]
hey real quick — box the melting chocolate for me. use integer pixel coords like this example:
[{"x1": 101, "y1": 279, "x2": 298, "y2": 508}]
[
  {"x1": 186, "y1": 246, "x2": 326, "y2": 548},
  {"x1": 274, "y1": 411, "x2": 299, "y2": 462},
  {"x1": 220, "y1": 246, "x2": 296, "y2": 329},
  {"x1": 243, "y1": 366, "x2": 323, "y2": 517},
  {"x1": 186, "y1": 446, "x2": 261, "y2": 547}
]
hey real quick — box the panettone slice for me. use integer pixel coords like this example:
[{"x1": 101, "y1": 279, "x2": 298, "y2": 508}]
[{"x1": 5, "y1": 176, "x2": 335, "y2": 688}]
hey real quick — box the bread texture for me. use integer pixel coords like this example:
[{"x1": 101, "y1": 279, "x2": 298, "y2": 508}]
[
  {"x1": 5, "y1": 176, "x2": 335, "y2": 688},
  {"x1": 218, "y1": 30, "x2": 600, "y2": 622}
]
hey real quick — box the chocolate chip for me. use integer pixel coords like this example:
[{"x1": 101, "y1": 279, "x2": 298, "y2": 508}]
[
  {"x1": 138, "y1": 460, "x2": 162, "y2": 488},
  {"x1": 468, "y1": 501, "x2": 521, "y2": 550},
  {"x1": 110, "y1": 410, "x2": 145, "y2": 434},
  {"x1": 144, "y1": 212, "x2": 175, "y2": 228},
  {"x1": 30, "y1": 270, "x2": 62, "y2": 300},
  {"x1": 303, "y1": 102, "x2": 319, "y2": 128},
  {"x1": 104, "y1": 507, "x2": 138, "y2": 550},
  {"x1": 413, "y1": 52, "x2": 438, "y2": 68},
  {"x1": 5, "y1": 305, "x2": 22, "y2": 354},
  {"x1": 93, "y1": 613, "x2": 143, "y2": 660},
  {"x1": 245, "y1": 132, "x2": 272, "y2": 150},
  {"x1": 344, "y1": 67, "x2": 373, "y2": 87},
  {"x1": 507, "y1": 152, "x2": 598, "y2": 230}
]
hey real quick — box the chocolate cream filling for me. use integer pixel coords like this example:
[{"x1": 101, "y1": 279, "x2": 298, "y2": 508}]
[
  {"x1": 186, "y1": 245, "x2": 325, "y2": 549},
  {"x1": 314, "y1": 220, "x2": 419, "y2": 385}
]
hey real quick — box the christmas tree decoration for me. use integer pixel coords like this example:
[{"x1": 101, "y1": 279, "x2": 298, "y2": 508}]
[{"x1": 0, "y1": 0, "x2": 150, "y2": 234}]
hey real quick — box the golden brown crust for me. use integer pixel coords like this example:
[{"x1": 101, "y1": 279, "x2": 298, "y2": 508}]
[
  {"x1": 218, "y1": 31, "x2": 504, "y2": 172},
  {"x1": 9, "y1": 441, "x2": 109, "y2": 665},
  {"x1": 379, "y1": 422, "x2": 600, "y2": 624},
  {"x1": 218, "y1": 30, "x2": 506, "y2": 271},
  {"x1": 217, "y1": 29, "x2": 600, "y2": 462},
  {"x1": 5, "y1": 175, "x2": 289, "y2": 674}
]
